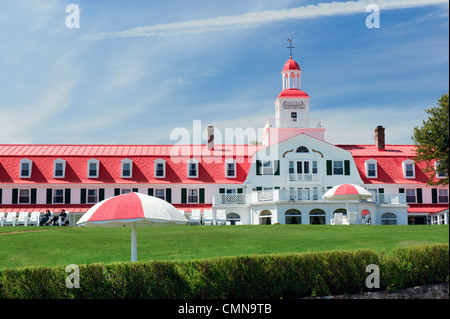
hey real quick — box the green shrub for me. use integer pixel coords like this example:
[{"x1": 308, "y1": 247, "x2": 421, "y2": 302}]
[{"x1": 0, "y1": 244, "x2": 447, "y2": 299}]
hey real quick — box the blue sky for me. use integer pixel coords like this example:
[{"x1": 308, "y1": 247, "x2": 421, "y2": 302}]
[{"x1": 0, "y1": 0, "x2": 448, "y2": 146}]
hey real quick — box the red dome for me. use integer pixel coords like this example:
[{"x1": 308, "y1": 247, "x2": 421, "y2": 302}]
[
  {"x1": 282, "y1": 57, "x2": 301, "y2": 72},
  {"x1": 278, "y1": 88, "x2": 309, "y2": 98}
]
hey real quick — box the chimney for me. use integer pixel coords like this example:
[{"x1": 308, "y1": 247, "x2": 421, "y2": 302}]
[
  {"x1": 375, "y1": 125, "x2": 385, "y2": 151},
  {"x1": 207, "y1": 126, "x2": 214, "y2": 150}
]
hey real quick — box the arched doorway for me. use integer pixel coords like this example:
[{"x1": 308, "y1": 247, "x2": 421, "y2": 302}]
[
  {"x1": 226, "y1": 213, "x2": 241, "y2": 225},
  {"x1": 333, "y1": 208, "x2": 347, "y2": 216},
  {"x1": 285, "y1": 209, "x2": 301, "y2": 224},
  {"x1": 309, "y1": 209, "x2": 326, "y2": 225},
  {"x1": 259, "y1": 210, "x2": 272, "y2": 225},
  {"x1": 381, "y1": 212, "x2": 397, "y2": 225}
]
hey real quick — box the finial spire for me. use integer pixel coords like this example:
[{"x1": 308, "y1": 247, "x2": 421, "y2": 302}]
[{"x1": 286, "y1": 38, "x2": 295, "y2": 58}]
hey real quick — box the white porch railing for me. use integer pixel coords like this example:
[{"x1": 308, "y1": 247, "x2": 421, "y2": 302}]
[
  {"x1": 287, "y1": 173, "x2": 321, "y2": 183},
  {"x1": 366, "y1": 194, "x2": 406, "y2": 205},
  {"x1": 214, "y1": 193, "x2": 247, "y2": 205}
]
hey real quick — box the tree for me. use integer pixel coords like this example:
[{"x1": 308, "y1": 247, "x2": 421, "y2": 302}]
[{"x1": 412, "y1": 92, "x2": 449, "y2": 186}]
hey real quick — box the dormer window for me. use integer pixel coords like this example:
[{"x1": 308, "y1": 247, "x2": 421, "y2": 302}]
[
  {"x1": 435, "y1": 160, "x2": 447, "y2": 179},
  {"x1": 187, "y1": 158, "x2": 199, "y2": 178},
  {"x1": 225, "y1": 159, "x2": 236, "y2": 178},
  {"x1": 121, "y1": 159, "x2": 133, "y2": 178},
  {"x1": 365, "y1": 159, "x2": 377, "y2": 178},
  {"x1": 87, "y1": 158, "x2": 99, "y2": 178},
  {"x1": 402, "y1": 159, "x2": 415, "y2": 179},
  {"x1": 154, "y1": 159, "x2": 166, "y2": 178},
  {"x1": 20, "y1": 158, "x2": 32, "y2": 178},
  {"x1": 53, "y1": 158, "x2": 66, "y2": 178}
]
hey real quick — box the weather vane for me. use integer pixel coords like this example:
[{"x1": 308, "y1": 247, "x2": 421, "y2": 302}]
[{"x1": 287, "y1": 38, "x2": 295, "y2": 58}]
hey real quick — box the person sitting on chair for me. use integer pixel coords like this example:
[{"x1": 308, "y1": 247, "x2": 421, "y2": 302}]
[
  {"x1": 40, "y1": 210, "x2": 51, "y2": 226},
  {"x1": 50, "y1": 209, "x2": 67, "y2": 226}
]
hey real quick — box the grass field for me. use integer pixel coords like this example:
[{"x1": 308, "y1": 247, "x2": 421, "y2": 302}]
[{"x1": 0, "y1": 224, "x2": 448, "y2": 269}]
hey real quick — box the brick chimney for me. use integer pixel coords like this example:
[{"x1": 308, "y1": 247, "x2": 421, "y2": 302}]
[
  {"x1": 375, "y1": 125, "x2": 385, "y2": 151},
  {"x1": 207, "y1": 126, "x2": 214, "y2": 150}
]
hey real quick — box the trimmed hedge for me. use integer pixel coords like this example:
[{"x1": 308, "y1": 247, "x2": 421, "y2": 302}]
[{"x1": 0, "y1": 244, "x2": 447, "y2": 299}]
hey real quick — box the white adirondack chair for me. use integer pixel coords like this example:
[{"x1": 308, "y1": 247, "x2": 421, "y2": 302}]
[
  {"x1": 348, "y1": 212, "x2": 357, "y2": 225},
  {"x1": 0, "y1": 212, "x2": 5, "y2": 226},
  {"x1": 15, "y1": 212, "x2": 29, "y2": 226},
  {"x1": 216, "y1": 210, "x2": 227, "y2": 225},
  {"x1": 202, "y1": 210, "x2": 214, "y2": 225},
  {"x1": 28, "y1": 212, "x2": 41, "y2": 226},
  {"x1": 333, "y1": 213, "x2": 343, "y2": 225},
  {"x1": 3, "y1": 212, "x2": 17, "y2": 226},
  {"x1": 189, "y1": 210, "x2": 201, "y2": 225},
  {"x1": 58, "y1": 211, "x2": 70, "y2": 226}
]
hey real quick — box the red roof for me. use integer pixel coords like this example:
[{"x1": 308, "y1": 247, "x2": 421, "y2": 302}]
[
  {"x1": 407, "y1": 204, "x2": 449, "y2": 214},
  {"x1": 337, "y1": 144, "x2": 434, "y2": 185},
  {"x1": 282, "y1": 57, "x2": 301, "y2": 72},
  {"x1": 277, "y1": 88, "x2": 310, "y2": 98},
  {"x1": 0, "y1": 144, "x2": 261, "y2": 185}
]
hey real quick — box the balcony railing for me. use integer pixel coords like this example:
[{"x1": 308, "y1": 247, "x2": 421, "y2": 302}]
[
  {"x1": 213, "y1": 190, "x2": 406, "y2": 206},
  {"x1": 265, "y1": 118, "x2": 324, "y2": 129},
  {"x1": 287, "y1": 173, "x2": 321, "y2": 183}
]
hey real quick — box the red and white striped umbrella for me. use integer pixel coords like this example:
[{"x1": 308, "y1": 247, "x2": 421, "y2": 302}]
[
  {"x1": 323, "y1": 184, "x2": 373, "y2": 217},
  {"x1": 77, "y1": 192, "x2": 187, "y2": 261},
  {"x1": 322, "y1": 184, "x2": 372, "y2": 201}
]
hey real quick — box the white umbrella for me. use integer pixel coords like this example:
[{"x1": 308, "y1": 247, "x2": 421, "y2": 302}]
[
  {"x1": 322, "y1": 183, "x2": 373, "y2": 215},
  {"x1": 77, "y1": 192, "x2": 188, "y2": 262}
]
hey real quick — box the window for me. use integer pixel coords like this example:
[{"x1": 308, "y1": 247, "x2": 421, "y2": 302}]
[
  {"x1": 365, "y1": 159, "x2": 377, "y2": 178},
  {"x1": 405, "y1": 189, "x2": 416, "y2": 203},
  {"x1": 296, "y1": 146, "x2": 309, "y2": 153},
  {"x1": 154, "y1": 189, "x2": 165, "y2": 200},
  {"x1": 53, "y1": 189, "x2": 64, "y2": 204},
  {"x1": 285, "y1": 209, "x2": 301, "y2": 224},
  {"x1": 291, "y1": 112, "x2": 297, "y2": 122},
  {"x1": 435, "y1": 161, "x2": 447, "y2": 179},
  {"x1": 225, "y1": 159, "x2": 236, "y2": 178},
  {"x1": 381, "y1": 213, "x2": 397, "y2": 225},
  {"x1": 312, "y1": 161, "x2": 318, "y2": 174},
  {"x1": 19, "y1": 189, "x2": 30, "y2": 204},
  {"x1": 333, "y1": 161, "x2": 344, "y2": 175},
  {"x1": 262, "y1": 161, "x2": 273, "y2": 175},
  {"x1": 154, "y1": 159, "x2": 166, "y2": 178},
  {"x1": 121, "y1": 189, "x2": 132, "y2": 195},
  {"x1": 187, "y1": 159, "x2": 199, "y2": 178},
  {"x1": 188, "y1": 189, "x2": 198, "y2": 203},
  {"x1": 53, "y1": 159, "x2": 66, "y2": 178},
  {"x1": 20, "y1": 159, "x2": 32, "y2": 178},
  {"x1": 87, "y1": 189, "x2": 98, "y2": 203},
  {"x1": 87, "y1": 159, "x2": 99, "y2": 178},
  {"x1": 402, "y1": 160, "x2": 415, "y2": 178},
  {"x1": 121, "y1": 159, "x2": 133, "y2": 178},
  {"x1": 438, "y1": 189, "x2": 449, "y2": 203}
]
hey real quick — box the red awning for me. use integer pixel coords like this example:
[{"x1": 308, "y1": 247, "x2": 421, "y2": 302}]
[{"x1": 407, "y1": 204, "x2": 449, "y2": 215}]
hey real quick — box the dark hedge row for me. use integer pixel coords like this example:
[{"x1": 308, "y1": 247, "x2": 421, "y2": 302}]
[{"x1": 0, "y1": 244, "x2": 447, "y2": 299}]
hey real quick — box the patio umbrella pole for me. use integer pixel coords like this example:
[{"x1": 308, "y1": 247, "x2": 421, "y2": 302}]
[{"x1": 131, "y1": 222, "x2": 137, "y2": 262}]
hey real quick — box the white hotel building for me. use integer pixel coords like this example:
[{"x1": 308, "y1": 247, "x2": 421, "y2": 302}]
[{"x1": 0, "y1": 56, "x2": 448, "y2": 226}]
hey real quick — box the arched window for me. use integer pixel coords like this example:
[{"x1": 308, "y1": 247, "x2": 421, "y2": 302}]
[
  {"x1": 259, "y1": 210, "x2": 272, "y2": 225},
  {"x1": 296, "y1": 146, "x2": 309, "y2": 153},
  {"x1": 333, "y1": 208, "x2": 347, "y2": 216},
  {"x1": 309, "y1": 209, "x2": 326, "y2": 225},
  {"x1": 285, "y1": 209, "x2": 301, "y2": 224},
  {"x1": 226, "y1": 213, "x2": 240, "y2": 225},
  {"x1": 381, "y1": 212, "x2": 397, "y2": 225}
]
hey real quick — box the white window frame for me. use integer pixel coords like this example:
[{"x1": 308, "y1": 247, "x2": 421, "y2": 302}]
[
  {"x1": 154, "y1": 159, "x2": 166, "y2": 178},
  {"x1": 333, "y1": 161, "x2": 344, "y2": 175},
  {"x1": 154, "y1": 188, "x2": 165, "y2": 200},
  {"x1": 87, "y1": 189, "x2": 98, "y2": 204},
  {"x1": 188, "y1": 188, "x2": 199, "y2": 203},
  {"x1": 187, "y1": 158, "x2": 199, "y2": 178},
  {"x1": 435, "y1": 161, "x2": 446, "y2": 179},
  {"x1": 121, "y1": 188, "x2": 132, "y2": 195},
  {"x1": 262, "y1": 161, "x2": 273, "y2": 175},
  {"x1": 53, "y1": 158, "x2": 66, "y2": 178},
  {"x1": 53, "y1": 189, "x2": 65, "y2": 204},
  {"x1": 121, "y1": 158, "x2": 133, "y2": 178},
  {"x1": 365, "y1": 159, "x2": 377, "y2": 178},
  {"x1": 225, "y1": 159, "x2": 236, "y2": 178},
  {"x1": 87, "y1": 158, "x2": 99, "y2": 178},
  {"x1": 402, "y1": 159, "x2": 415, "y2": 179},
  {"x1": 19, "y1": 188, "x2": 31, "y2": 204},
  {"x1": 405, "y1": 189, "x2": 416, "y2": 203},
  {"x1": 438, "y1": 189, "x2": 449, "y2": 203},
  {"x1": 19, "y1": 158, "x2": 32, "y2": 178}
]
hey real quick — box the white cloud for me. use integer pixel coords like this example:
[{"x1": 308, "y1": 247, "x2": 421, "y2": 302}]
[{"x1": 84, "y1": 0, "x2": 448, "y2": 39}]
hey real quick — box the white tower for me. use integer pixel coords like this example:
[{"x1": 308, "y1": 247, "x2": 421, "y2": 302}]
[{"x1": 262, "y1": 54, "x2": 325, "y2": 146}]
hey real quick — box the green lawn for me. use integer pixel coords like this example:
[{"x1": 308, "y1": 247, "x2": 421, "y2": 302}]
[{"x1": 0, "y1": 224, "x2": 448, "y2": 269}]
